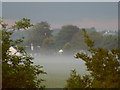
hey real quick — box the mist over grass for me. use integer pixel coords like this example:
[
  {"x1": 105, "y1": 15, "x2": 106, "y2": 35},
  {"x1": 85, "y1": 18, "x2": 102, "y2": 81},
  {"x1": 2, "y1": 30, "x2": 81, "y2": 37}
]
[{"x1": 33, "y1": 55, "x2": 88, "y2": 88}]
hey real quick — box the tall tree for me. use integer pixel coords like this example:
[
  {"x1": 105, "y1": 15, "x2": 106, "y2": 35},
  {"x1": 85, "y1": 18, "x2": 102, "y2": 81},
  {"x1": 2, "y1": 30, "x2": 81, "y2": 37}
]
[
  {"x1": 66, "y1": 29, "x2": 120, "y2": 88},
  {"x1": 55, "y1": 25, "x2": 79, "y2": 49},
  {"x1": 27, "y1": 21, "x2": 52, "y2": 46},
  {"x1": 65, "y1": 69, "x2": 92, "y2": 88},
  {"x1": 1, "y1": 18, "x2": 46, "y2": 88}
]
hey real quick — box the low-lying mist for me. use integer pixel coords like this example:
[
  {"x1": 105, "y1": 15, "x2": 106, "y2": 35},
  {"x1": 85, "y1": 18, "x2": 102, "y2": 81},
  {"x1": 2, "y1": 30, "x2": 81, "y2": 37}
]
[{"x1": 33, "y1": 54, "x2": 88, "y2": 88}]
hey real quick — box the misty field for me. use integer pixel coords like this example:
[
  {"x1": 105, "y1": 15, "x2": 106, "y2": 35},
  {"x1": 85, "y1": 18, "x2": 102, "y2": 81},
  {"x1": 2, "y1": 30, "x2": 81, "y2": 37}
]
[{"x1": 33, "y1": 55, "x2": 88, "y2": 88}]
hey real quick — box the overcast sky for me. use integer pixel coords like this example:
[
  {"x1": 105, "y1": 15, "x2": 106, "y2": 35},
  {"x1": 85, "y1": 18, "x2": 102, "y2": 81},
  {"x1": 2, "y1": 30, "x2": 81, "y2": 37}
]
[{"x1": 2, "y1": 2, "x2": 118, "y2": 31}]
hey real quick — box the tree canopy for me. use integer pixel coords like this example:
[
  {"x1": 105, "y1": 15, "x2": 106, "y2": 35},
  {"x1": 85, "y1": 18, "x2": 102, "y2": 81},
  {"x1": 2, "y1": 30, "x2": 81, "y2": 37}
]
[
  {"x1": 55, "y1": 25, "x2": 80, "y2": 49},
  {"x1": 1, "y1": 18, "x2": 46, "y2": 88},
  {"x1": 66, "y1": 29, "x2": 120, "y2": 88},
  {"x1": 27, "y1": 21, "x2": 52, "y2": 46}
]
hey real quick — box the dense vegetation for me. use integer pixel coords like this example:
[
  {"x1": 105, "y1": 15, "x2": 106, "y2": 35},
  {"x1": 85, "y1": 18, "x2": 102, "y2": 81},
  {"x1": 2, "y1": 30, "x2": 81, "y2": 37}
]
[
  {"x1": 65, "y1": 29, "x2": 120, "y2": 88},
  {"x1": 1, "y1": 18, "x2": 46, "y2": 88},
  {"x1": 11, "y1": 21, "x2": 118, "y2": 55}
]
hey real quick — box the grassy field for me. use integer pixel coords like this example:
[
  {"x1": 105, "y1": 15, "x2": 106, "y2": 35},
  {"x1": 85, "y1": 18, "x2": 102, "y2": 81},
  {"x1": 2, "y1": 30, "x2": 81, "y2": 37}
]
[{"x1": 34, "y1": 55, "x2": 88, "y2": 88}]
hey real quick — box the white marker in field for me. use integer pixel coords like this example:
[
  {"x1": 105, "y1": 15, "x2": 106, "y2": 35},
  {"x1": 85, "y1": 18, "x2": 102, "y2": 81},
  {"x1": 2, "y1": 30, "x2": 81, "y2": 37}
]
[
  {"x1": 31, "y1": 43, "x2": 34, "y2": 51},
  {"x1": 58, "y1": 49, "x2": 63, "y2": 54}
]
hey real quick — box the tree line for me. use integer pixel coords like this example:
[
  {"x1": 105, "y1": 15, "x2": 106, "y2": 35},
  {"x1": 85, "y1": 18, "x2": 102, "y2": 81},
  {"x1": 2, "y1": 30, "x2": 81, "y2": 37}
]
[{"x1": 11, "y1": 21, "x2": 118, "y2": 55}]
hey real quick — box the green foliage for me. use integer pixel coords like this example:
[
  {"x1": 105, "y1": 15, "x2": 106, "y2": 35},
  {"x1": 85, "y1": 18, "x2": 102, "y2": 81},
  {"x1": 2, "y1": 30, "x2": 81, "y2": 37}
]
[
  {"x1": 101, "y1": 35, "x2": 118, "y2": 49},
  {"x1": 82, "y1": 28, "x2": 94, "y2": 48},
  {"x1": 65, "y1": 69, "x2": 92, "y2": 88},
  {"x1": 68, "y1": 29, "x2": 117, "y2": 54},
  {"x1": 66, "y1": 29, "x2": 120, "y2": 88},
  {"x1": 1, "y1": 18, "x2": 46, "y2": 88},
  {"x1": 42, "y1": 37, "x2": 55, "y2": 49},
  {"x1": 69, "y1": 31, "x2": 88, "y2": 51},
  {"x1": 27, "y1": 21, "x2": 52, "y2": 45},
  {"x1": 12, "y1": 18, "x2": 33, "y2": 30},
  {"x1": 11, "y1": 22, "x2": 117, "y2": 55},
  {"x1": 41, "y1": 37, "x2": 55, "y2": 55},
  {"x1": 55, "y1": 25, "x2": 79, "y2": 49}
]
